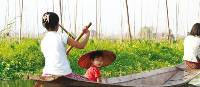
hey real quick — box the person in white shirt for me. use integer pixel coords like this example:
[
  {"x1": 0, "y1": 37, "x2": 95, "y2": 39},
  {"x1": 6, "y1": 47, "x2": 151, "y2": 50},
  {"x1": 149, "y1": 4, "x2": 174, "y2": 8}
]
[
  {"x1": 183, "y1": 23, "x2": 200, "y2": 69},
  {"x1": 40, "y1": 12, "x2": 90, "y2": 80}
]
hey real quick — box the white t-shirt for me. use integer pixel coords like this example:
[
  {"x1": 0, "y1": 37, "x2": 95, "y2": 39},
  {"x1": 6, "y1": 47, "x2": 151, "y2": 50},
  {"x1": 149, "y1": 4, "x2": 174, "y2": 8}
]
[
  {"x1": 41, "y1": 31, "x2": 72, "y2": 76},
  {"x1": 183, "y1": 35, "x2": 200, "y2": 62}
]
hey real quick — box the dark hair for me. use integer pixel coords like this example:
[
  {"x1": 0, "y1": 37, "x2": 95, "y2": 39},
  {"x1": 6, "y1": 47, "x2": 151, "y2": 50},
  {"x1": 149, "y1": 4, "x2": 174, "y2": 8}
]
[
  {"x1": 42, "y1": 12, "x2": 59, "y2": 31},
  {"x1": 190, "y1": 23, "x2": 200, "y2": 36},
  {"x1": 90, "y1": 50, "x2": 103, "y2": 59}
]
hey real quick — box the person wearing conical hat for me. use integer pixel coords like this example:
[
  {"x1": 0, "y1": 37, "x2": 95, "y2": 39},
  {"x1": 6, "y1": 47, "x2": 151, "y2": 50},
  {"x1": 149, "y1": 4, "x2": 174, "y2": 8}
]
[{"x1": 78, "y1": 50, "x2": 116, "y2": 82}]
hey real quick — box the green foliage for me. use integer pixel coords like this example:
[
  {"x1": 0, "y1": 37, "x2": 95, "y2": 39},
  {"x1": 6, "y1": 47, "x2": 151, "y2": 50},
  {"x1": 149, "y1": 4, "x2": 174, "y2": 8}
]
[
  {"x1": 0, "y1": 38, "x2": 44, "y2": 80},
  {"x1": 0, "y1": 38, "x2": 184, "y2": 80},
  {"x1": 69, "y1": 39, "x2": 183, "y2": 78}
]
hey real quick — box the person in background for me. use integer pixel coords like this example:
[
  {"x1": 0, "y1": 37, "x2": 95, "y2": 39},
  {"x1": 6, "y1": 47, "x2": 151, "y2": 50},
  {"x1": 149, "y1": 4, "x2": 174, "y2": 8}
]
[{"x1": 183, "y1": 23, "x2": 200, "y2": 69}]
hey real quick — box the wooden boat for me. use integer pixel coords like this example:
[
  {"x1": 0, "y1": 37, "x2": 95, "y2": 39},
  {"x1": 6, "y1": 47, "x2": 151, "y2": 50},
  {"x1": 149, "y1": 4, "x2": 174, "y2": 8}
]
[{"x1": 29, "y1": 64, "x2": 200, "y2": 87}]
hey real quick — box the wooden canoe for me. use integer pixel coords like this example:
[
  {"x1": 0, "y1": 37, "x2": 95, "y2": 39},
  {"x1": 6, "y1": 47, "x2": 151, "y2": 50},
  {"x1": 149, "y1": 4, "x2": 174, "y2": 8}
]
[{"x1": 29, "y1": 64, "x2": 200, "y2": 87}]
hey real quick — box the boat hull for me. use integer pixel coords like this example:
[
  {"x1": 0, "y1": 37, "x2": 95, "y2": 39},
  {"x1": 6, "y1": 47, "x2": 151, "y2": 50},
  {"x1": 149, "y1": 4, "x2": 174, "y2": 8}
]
[{"x1": 29, "y1": 64, "x2": 200, "y2": 87}]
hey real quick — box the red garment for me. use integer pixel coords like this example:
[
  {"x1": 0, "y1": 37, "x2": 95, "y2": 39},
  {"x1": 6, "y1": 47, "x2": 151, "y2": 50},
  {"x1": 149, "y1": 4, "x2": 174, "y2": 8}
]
[
  {"x1": 85, "y1": 65, "x2": 101, "y2": 82},
  {"x1": 185, "y1": 60, "x2": 200, "y2": 69}
]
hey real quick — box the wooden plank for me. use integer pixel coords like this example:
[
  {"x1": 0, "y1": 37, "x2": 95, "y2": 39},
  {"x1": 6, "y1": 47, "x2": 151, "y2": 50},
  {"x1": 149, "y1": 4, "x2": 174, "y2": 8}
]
[
  {"x1": 103, "y1": 64, "x2": 179, "y2": 84},
  {"x1": 29, "y1": 64, "x2": 198, "y2": 87},
  {"x1": 113, "y1": 69, "x2": 177, "y2": 86},
  {"x1": 30, "y1": 76, "x2": 124, "y2": 87},
  {"x1": 163, "y1": 69, "x2": 200, "y2": 86}
]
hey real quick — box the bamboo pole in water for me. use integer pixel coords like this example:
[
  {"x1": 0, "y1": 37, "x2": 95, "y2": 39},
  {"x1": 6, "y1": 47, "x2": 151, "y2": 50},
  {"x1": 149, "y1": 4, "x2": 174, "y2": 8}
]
[
  {"x1": 3, "y1": 0, "x2": 9, "y2": 37},
  {"x1": 121, "y1": 15, "x2": 123, "y2": 40},
  {"x1": 7, "y1": 0, "x2": 9, "y2": 23},
  {"x1": 186, "y1": 1, "x2": 189, "y2": 35},
  {"x1": 52, "y1": 0, "x2": 54, "y2": 12},
  {"x1": 66, "y1": 0, "x2": 72, "y2": 32},
  {"x1": 99, "y1": 0, "x2": 102, "y2": 39},
  {"x1": 140, "y1": 0, "x2": 143, "y2": 39},
  {"x1": 120, "y1": 0, "x2": 124, "y2": 41},
  {"x1": 156, "y1": 0, "x2": 159, "y2": 40},
  {"x1": 81, "y1": 0, "x2": 84, "y2": 27},
  {"x1": 133, "y1": 10, "x2": 136, "y2": 39},
  {"x1": 198, "y1": 1, "x2": 200, "y2": 18},
  {"x1": 59, "y1": 0, "x2": 63, "y2": 32},
  {"x1": 96, "y1": 0, "x2": 98, "y2": 38},
  {"x1": 37, "y1": 0, "x2": 39, "y2": 37},
  {"x1": 95, "y1": 0, "x2": 102, "y2": 39},
  {"x1": 15, "y1": 0, "x2": 17, "y2": 37},
  {"x1": 165, "y1": 0, "x2": 171, "y2": 41},
  {"x1": 176, "y1": 0, "x2": 179, "y2": 38},
  {"x1": 19, "y1": 0, "x2": 23, "y2": 42},
  {"x1": 4, "y1": 4, "x2": 7, "y2": 29},
  {"x1": 74, "y1": 0, "x2": 78, "y2": 36},
  {"x1": 125, "y1": 0, "x2": 132, "y2": 40}
]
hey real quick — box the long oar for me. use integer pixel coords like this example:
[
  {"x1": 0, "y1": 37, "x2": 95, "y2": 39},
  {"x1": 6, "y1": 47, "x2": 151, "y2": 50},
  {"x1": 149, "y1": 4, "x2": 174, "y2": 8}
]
[
  {"x1": 66, "y1": 22, "x2": 92, "y2": 54},
  {"x1": 59, "y1": 24, "x2": 76, "y2": 39}
]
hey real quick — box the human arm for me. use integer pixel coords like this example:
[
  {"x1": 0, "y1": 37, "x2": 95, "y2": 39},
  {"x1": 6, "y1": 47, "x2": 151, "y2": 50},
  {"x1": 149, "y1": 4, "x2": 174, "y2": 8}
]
[{"x1": 67, "y1": 27, "x2": 90, "y2": 49}]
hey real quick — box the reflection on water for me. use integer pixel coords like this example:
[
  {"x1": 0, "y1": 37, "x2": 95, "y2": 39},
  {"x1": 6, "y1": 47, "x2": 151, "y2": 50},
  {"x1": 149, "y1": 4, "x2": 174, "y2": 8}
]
[{"x1": 0, "y1": 80, "x2": 34, "y2": 87}]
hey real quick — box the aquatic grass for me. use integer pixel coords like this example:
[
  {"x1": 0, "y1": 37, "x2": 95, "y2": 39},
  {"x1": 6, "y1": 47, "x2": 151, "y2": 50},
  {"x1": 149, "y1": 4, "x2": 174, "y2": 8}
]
[{"x1": 0, "y1": 38, "x2": 183, "y2": 79}]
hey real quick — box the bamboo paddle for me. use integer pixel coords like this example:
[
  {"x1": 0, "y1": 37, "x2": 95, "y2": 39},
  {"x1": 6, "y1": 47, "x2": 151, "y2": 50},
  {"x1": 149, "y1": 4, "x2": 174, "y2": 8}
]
[
  {"x1": 66, "y1": 22, "x2": 92, "y2": 54},
  {"x1": 59, "y1": 24, "x2": 76, "y2": 39}
]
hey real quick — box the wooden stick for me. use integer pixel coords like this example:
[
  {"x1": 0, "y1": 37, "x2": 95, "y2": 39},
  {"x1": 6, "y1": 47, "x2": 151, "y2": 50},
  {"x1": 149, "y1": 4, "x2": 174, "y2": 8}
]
[
  {"x1": 67, "y1": 22, "x2": 92, "y2": 54},
  {"x1": 59, "y1": 24, "x2": 76, "y2": 39}
]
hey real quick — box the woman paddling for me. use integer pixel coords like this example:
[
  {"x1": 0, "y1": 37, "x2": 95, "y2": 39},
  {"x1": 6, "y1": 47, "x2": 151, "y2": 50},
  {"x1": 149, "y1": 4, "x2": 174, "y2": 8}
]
[{"x1": 34, "y1": 12, "x2": 91, "y2": 87}]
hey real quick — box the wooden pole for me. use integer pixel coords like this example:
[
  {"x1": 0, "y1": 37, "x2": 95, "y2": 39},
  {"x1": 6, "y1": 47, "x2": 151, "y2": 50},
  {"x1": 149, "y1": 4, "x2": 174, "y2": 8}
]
[
  {"x1": 120, "y1": 0, "x2": 124, "y2": 41},
  {"x1": 59, "y1": 0, "x2": 63, "y2": 32},
  {"x1": 133, "y1": 10, "x2": 136, "y2": 39},
  {"x1": 7, "y1": 0, "x2": 9, "y2": 22},
  {"x1": 52, "y1": 0, "x2": 54, "y2": 12},
  {"x1": 74, "y1": 0, "x2": 78, "y2": 36},
  {"x1": 15, "y1": 0, "x2": 17, "y2": 37},
  {"x1": 198, "y1": 1, "x2": 200, "y2": 18},
  {"x1": 156, "y1": 0, "x2": 159, "y2": 40},
  {"x1": 99, "y1": 0, "x2": 102, "y2": 39},
  {"x1": 66, "y1": 0, "x2": 72, "y2": 32},
  {"x1": 66, "y1": 23, "x2": 92, "y2": 54},
  {"x1": 37, "y1": 0, "x2": 39, "y2": 37},
  {"x1": 19, "y1": 0, "x2": 23, "y2": 42},
  {"x1": 176, "y1": 0, "x2": 179, "y2": 38},
  {"x1": 96, "y1": 0, "x2": 98, "y2": 38},
  {"x1": 165, "y1": 0, "x2": 171, "y2": 41},
  {"x1": 125, "y1": 0, "x2": 132, "y2": 40},
  {"x1": 140, "y1": 0, "x2": 143, "y2": 39},
  {"x1": 59, "y1": 24, "x2": 76, "y2": 39}
]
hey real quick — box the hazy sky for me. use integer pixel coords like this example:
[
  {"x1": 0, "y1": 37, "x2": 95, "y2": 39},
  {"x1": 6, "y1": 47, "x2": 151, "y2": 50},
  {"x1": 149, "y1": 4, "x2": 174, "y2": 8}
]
[{"x1": 0, "y1": 0, "x2": 200, "y2": 37}]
